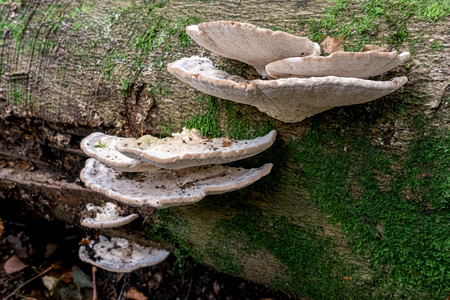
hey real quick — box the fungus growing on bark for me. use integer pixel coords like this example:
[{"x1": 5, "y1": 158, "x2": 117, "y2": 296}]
[
  {"x1": 265, "y1": 51, "x2": 411, "y2": 79},
  {"x1": 80, "y1": 202, "x2": 138, "y2": 229},
  {"x1": 115, "y1": 128, "x2": 277, "y2": 169},
  {"x1": 168, "y1": 56, "x2": 408, "y2": 122},
  {"x1": 186, "y1": 21, "x2": 320, "y2": 76},
  {"x1": 80, "y1": 158, "x2": 272, "y2": 208},
  {"x1": 79, "y1": 235, "x2": 169, "y2": 273},
  {"x1": 81, "y1": 132, "x2": 158, "y2": 172}
]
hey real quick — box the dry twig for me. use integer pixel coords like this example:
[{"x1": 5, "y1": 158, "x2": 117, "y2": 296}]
[{"x1": 3, "y1": 266, "x2": 53, "y2": 300}]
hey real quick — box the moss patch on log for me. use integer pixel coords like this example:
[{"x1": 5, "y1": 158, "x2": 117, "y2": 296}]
[
  {"x1": 184, "y1": 94, "x2": 276, "y2": 139},
  {"x1": 303, "y1": 0, "x2": 449, "y2": 51},
  {"x1": 148, "y1": 183, "x2": 371, "y2": 298},
  {"x1": 288, "y1": 118, "x2": 449, "y2": 297},
  {"x1": 147, "y1": 82, "x2": 448, "y2": 297}
]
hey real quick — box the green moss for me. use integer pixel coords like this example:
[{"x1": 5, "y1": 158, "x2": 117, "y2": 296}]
[
  {"x1": 305, "y1": 0, "x2": 449, "y2": 51},
  {"x1": 184, "y1": 95, "x2": 222, "y2": 138},
  {"x1": 0, "y1": 1, "x2": 26, "y2": 43},
  {"x1": 288, "y1": 123, "x2": 449, "y2": 297},
  {"x1": 429, "y1": 40, "x2": 444, "y2": 52},
  {"x1": 147, "y1": 208, "x2": 199, "y2": 274},
  {"x1": 402, "y1": 129, "x2": 449, "y2": 211},
  {"x1": 69, "y1": 3, "x2": 93, "y2": 19},
  {"x1": 120, "y1": 77, "x2": 133, "y2": 95},
  {"x1": 208, "y1": 244, "x2": 243, "y2": 275},
  {"x1": 96, "y1": 2, "x2": 201, "y2": 86},
  {"x1": 207, "y1": 203, "x2": 366, "y2": 298},
  {"x1": 184, "y1": 94, "x2": 275, "y2": 139},
  {"x1": 11, "y1": 90, "x2": 22, "y2": 102},
  {"x1": 131, "y1": 4, "x2": 201, "y2": 58}
]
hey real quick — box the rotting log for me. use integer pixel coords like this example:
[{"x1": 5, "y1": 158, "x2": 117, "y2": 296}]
[{"x1": 0, "y1": 0, "x2": 449, "y2": 298}]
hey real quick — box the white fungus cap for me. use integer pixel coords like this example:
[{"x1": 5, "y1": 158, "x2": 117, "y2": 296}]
[
  {"x1": 168, "y1": 56, "x2": 408, "y2": 123},
  {"x1": 80, "y1": 158, "x2": 272, "y2": 209},
  {"x1": 186, "y1": 21, "x2": 320, "y2": 77},
  {"x1": 115, "y1": 128, "x2": 277, "y2": 169},
  {"x1": 80, "y1": 202, "x2": 139, "y2": 229},
  {"x1": 79, "y1": 235, "x2": 170, "y2": 273},
  {"x1": 81, "y1": 132, "x2": 159, "y2": 172}
]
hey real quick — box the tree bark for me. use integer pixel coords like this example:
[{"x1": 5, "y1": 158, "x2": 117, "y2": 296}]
[{"x1": 0, "y1": 0, "x2": 448, "y2": 298}]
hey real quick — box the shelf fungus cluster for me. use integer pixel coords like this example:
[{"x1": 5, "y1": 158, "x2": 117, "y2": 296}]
[
  {"x1": 78, "y1": 129, "x2": 276, "y2": 271},
  {"x1": 80, "y1": 128, "x2": 276, "y2": 208},
  {"x1": 168, "y1": 21, "x2": 409, "y2": 122},
  {"x1": 78, "y1": 202, "x2": 170, "y2": 272}
]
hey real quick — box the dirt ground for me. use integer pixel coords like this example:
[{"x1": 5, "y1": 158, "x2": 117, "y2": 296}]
[{"x1": 0, "y1": 203, "x2": 299, "y2": 300}]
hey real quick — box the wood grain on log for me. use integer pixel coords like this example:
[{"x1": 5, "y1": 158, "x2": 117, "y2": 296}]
[{"x1": 1, "y1": 0, "x2": 448, "y2": 297}]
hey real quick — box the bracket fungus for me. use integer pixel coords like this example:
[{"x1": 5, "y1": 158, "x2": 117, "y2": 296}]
[
  {"x1": 115, "y1": 128, "x2": 277, "y2": 169},
  {"x1": 186, "y1": 21, "x2": 320, "y2": 76},
  {"x1": 265, "y1": 51, "x2": 411, "y2": 79},
  {"x1": 80, "y1": 158, "x2": 272, "y2": 209},
  {"x1": 79, "y1": 235, "x2": 170, "y2": 273},
  {"x1": 80, "y1": 202, "x2": 138, "y2": 229},
  {"x1": 81, "y1": 132, "x2": 158, "y2": 172},
  {"x1": 170, "y1": 22, "x2": 410, "y2": 122},
  {"x1": 168, "y1": 56, "x2": 408, "y2": 122}
]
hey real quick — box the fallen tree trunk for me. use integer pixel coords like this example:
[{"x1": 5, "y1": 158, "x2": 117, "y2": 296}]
[{"x1": 1, "y1": 0, "x2": 448, "y2": 298}]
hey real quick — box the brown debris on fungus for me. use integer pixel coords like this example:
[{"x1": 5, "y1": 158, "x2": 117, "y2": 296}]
[
  {"x1": 80, "y1": 202, "x2": 139, "y2": 229},
  {"x1": 79, "y1": 235, "x2": 169, "y2": 273},
  {"x1": 186, "y1": 21, "x2": 320, "y2": 76},
  {"x1": 114, "y1": 128, "x2": 277, "y2": 169},
  {"x1": 80, "y1": 158, "x2": 272, "y2": 209},
  {"x1": 168, "y1": 56, "x2": 408, "y2": 123},
  {"x1": 321, "y1": 34, "x2": 345, "y2": 54}
]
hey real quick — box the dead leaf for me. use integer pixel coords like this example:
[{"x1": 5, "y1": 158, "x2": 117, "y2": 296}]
[
  {"x1": 42, "y1": 275, "x2": 62, "y2": 292},
  {"x1": 124, "y1": 287, "x2": 148, "y2": 300},
  {"x1": 78, "y1": 238, "x2": 91, "y2": 246},
  {"x1": 45, "y1": 242, "x2": 58, "y2": 258},
  {"x1": 61, "y1": 269, "x2": 73, "y2": 284},
  {"x1": 72, "y1": 265, "x2": 93, "y2": 289},
  {"x1": 148, "y1": 273, "x2": 163, "y2": 289},
  {"x1": 221, "y1": 136, "x2": 231, "y2": 147},
  {"x1": 362, "y1": 44, "x2": 388, "y2": 52},
  {"x1": 213, "y1": 281, "x2": 220, "y2": 295},
  {"x1": 321, "y1": 34, "x2": 345, "y2": 54},
  {"x1": 0, "y1": 218, "x2": 4, "y2": 240},
  {"x1": 4, "y1": 256, "x2": 28, "y2": 274}
]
